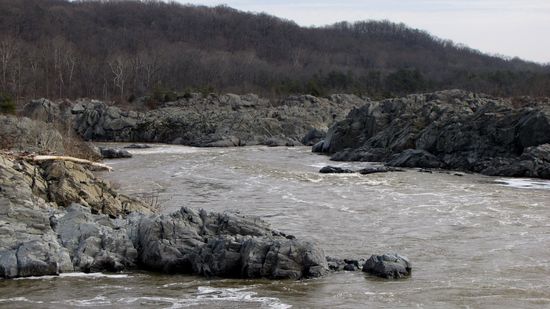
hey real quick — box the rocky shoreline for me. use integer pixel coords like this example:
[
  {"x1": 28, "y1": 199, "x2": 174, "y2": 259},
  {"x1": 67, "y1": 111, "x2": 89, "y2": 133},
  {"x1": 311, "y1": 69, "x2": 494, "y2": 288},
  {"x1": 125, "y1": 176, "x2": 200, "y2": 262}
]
[
  {"x1": 19, "y1": 90, "x2": 550, "y2": 179},
  {"x1": 1, "y1": 151, "x2": 407, "y2": 280},
  {"x1": 313, "y1": 89, "x2": 550, "y2": 179},
  {"x1": 23, "y1": 93, "x2": 364, "y2": 148},
  {"x1": 0, "y1": 154, "x2": 326, "y2": 279}
]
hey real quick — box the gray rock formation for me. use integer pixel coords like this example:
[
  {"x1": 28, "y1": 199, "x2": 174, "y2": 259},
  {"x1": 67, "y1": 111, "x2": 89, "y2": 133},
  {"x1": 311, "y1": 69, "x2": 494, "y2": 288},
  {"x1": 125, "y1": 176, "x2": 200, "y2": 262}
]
[
  {"x1": 0, "y1": 154, "x2": 328, "y2": 280},
  {"x1": 55, "y1": 94, "x2": 363, "y2": 147},
  {"x1": 131, "y1": 207, "x2": 327, "y2": 279},
  {"x1": 0, "y1": 115, "x2": 64, "y2": 153},
  {"x1": 362, "y1": 253, "x2": 412, "y2": 279},
  {"x1": 314, "y1": 90, "x2": 550, "y2": 179}
]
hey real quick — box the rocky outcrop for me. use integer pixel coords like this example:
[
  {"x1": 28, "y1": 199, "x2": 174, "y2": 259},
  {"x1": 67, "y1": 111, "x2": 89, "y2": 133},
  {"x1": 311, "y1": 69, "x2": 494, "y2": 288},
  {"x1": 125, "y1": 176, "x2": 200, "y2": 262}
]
[
  {"x1": 0, "y1": 113, "x2": 99, "y2": 160},
  {"x1": 0, "y1": 154, "x2": 151, "y2": 218},
  {"x1": 0, "y1": 153, "x2": 328, "y2": 279},
  {"x1": 314, "y1": 90, "x2": 550, "y2": 179},
  {"x1": 0, "y1": 115, "x2": 64, "y2": 153},
  {"x1": 128, "y1": 207, "x2": 327, "y2": 279},
  {"x1": 33, "y1": 94, "x2": 363, "y2": 147}
]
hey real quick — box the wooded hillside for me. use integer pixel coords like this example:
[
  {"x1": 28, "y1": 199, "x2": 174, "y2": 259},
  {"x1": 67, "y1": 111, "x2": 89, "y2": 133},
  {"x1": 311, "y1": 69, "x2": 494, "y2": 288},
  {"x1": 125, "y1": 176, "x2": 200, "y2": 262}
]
[{"x1": 1, "y1": 0, "x2": 549, "y2": 104}]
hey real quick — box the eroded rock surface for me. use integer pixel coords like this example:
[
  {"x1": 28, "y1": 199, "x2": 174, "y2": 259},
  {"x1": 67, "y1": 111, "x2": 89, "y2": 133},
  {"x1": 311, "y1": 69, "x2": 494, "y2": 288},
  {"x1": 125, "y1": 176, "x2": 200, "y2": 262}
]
[
  {"x1": 0, "y1": 154, "x2": 328, "y2": 280},
  {"x1": 314, "y1": 90, "x2": 550, "y2": 178},
  {"x1": 52, "y1": 94, "x2": 363, "y2": 147}
]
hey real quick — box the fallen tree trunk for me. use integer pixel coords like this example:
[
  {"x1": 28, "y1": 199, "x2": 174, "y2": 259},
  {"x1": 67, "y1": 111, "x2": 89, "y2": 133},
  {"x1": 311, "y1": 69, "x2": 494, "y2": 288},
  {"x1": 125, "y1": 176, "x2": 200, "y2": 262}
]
[{"x1": 32, "y1": 155, "x2": 113, "y2": 171}]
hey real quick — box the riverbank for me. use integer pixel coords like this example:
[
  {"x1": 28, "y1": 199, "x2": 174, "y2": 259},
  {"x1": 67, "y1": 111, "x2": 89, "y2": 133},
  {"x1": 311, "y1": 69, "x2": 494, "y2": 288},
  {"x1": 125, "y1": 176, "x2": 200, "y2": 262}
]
[
  {"x1": 18, "y1": 89, "x2": 550, "y2": 179},
  {"x1": 0, "y1": 151, "x2": 329, "y2": 279}
]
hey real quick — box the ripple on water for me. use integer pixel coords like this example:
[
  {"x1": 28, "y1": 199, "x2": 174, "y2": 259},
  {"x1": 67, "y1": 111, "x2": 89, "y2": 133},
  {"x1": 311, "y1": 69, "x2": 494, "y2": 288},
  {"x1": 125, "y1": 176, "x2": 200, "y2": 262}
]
[
  {"x1": 495, "y1": 178, "x2": 550, "y2": 190},
  {"x1": 116, "y1": 286, "x2": 291, "y2": 309}
]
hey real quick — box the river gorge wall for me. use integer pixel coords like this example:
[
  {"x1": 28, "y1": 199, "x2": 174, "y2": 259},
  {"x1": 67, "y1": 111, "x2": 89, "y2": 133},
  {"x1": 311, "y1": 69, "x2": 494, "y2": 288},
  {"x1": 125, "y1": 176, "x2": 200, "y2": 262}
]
[
  {"x1": 313, "y1": 90, "x2": 550, "y2": 179},
  {"x1": 23, "y1": 93, "x2": 365, "y2": 147},
  {"x1": 21, "y1": 89, "x2": 550, "y2": 179}
]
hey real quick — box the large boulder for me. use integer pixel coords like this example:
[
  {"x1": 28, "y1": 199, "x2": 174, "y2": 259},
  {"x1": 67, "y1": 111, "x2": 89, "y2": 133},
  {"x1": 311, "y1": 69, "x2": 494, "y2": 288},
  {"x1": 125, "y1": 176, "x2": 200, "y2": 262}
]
[
  {"x1": 132, "y1": 207, "x2": 327, "y2": 279},
  {"x1": 363, "y1": 253, "x2": 412, "y2": 279}
]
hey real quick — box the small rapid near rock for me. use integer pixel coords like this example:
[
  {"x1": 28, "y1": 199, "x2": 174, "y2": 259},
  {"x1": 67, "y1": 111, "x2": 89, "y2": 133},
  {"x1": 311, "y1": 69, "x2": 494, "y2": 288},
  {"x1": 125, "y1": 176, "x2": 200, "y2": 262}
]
[{"x1": 2, "y1": 144, "x2": 550, "y2": 308}]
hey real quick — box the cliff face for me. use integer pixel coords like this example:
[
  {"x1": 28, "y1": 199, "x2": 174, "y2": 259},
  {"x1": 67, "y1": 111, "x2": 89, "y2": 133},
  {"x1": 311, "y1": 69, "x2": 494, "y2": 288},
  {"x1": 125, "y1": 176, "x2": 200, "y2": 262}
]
[
  {"x1": 21, "y1": 94, "x2": 364, "y2": 147},
  {"x1": 313, "y1": 89, "x2": 550, "y2": 179},
  {"x1": 72, "y1": 94, "x2": 364, "y2": 147},
  {"x1": 0, "y1": 154, "x2": 327, "y2": 279}
]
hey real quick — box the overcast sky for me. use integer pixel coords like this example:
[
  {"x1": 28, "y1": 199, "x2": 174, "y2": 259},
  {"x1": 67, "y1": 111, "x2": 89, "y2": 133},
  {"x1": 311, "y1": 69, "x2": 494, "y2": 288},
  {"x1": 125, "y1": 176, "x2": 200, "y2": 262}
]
[{"x1": 175, "y1": 0, "x2": 550, "y2": 64}]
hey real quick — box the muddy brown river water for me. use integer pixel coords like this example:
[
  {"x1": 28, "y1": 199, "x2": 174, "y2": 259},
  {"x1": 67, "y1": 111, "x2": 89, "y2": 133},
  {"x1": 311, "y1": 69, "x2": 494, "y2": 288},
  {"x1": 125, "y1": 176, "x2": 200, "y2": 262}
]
[{"x1": 1, "y1": 145, "x2": 549, "y2": 308}]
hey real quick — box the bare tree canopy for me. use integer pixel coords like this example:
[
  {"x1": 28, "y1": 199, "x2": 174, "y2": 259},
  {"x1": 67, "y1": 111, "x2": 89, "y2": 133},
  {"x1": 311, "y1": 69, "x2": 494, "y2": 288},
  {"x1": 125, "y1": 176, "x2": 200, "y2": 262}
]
[{"x1": 0, "y1": 0, "x2": 549, "y2": 104}]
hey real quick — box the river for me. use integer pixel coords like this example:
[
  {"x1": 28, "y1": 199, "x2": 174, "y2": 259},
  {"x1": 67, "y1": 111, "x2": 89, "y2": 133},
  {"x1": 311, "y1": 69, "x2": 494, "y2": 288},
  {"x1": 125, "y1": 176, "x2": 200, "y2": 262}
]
[{"x1": 1, "y1": 145, "x2": 549, "y2": 308}]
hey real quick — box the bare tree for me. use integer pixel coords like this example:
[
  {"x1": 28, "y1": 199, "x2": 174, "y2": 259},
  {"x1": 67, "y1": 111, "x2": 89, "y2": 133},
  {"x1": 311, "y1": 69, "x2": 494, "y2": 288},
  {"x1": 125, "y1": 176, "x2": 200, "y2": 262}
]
[
  {"x1": 108, "y1": 55, "x2": 130, "y2": 101},
  {"x1": 0, "y1": 36, "x2": 18, "y2": 92}
]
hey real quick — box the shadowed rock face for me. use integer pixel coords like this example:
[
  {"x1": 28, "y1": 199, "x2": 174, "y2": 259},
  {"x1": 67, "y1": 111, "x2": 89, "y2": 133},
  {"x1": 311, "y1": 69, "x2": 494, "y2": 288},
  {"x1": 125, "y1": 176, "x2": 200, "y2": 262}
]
[
  {"x1": 64, "y1": 94, "x2": 363, "y2": 147},
  {"x1": 0, "y1": 154, "x2": 328, "y2": 280},
  {"x1": 314, "y1": 90, "x2": 550, "y2": 179}
]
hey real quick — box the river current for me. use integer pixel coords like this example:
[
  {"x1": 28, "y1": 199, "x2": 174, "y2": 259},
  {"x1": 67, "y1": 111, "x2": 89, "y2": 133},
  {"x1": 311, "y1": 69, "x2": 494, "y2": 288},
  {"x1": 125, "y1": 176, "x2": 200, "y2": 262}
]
[{"x1": 1, "y1": 145, "x2": 549, "y2": 308}]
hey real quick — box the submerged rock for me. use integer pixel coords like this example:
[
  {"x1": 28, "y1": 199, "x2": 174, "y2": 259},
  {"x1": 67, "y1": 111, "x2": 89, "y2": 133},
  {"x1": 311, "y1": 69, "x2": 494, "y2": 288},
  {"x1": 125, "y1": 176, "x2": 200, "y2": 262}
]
[
  {"x1": 319, "y1": 165, "x2": 403, "y2": 174},
  {"x1": 124, "y1": 144, "x2": 151, "y2": 149},
  {"x1": 363, "y1": 253, "x2": 412, "y2": 279},
  {"x1": 99, "y1": 147, "x2": 132, "y2": 159},
  {"x1": 319, "y1": 166, "x2": 354, "y2": 174},
  {"x1": 358, "y1": 166, "x2": 404, "y2": 174}
]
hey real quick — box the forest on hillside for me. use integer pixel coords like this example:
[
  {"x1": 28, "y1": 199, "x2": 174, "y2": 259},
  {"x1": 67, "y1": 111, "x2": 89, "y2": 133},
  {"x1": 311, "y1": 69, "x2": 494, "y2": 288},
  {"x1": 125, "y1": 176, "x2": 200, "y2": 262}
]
[{"x1": 1, "y1": 0, "x2": 549, "y2": 106}]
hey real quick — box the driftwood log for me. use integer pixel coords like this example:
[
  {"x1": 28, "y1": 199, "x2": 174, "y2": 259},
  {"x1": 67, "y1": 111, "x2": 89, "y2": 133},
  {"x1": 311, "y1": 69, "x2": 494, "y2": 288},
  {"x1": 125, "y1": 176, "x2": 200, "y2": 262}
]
[{"x1": 32, "y1": 155, "x2": 113, "y2": 171}]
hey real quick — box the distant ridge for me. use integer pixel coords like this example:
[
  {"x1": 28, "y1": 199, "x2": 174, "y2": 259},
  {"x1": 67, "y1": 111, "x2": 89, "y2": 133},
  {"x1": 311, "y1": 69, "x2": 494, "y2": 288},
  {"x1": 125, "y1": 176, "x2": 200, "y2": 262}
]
[{"x1": 0, "y1": 0, "x2": 549, "y2": 102}]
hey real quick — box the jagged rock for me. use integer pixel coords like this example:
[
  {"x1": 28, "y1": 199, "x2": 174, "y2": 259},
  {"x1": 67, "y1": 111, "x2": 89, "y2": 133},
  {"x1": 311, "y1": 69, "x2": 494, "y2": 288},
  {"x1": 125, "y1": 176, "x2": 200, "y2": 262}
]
[
  {"x1": 65, "y1": 94, "x2": 362, "y2": 147},
  {"x1": 56, "y1": 204, "x2": 137, "y2": 272},
  {"x1": 319, "y1": 166, "x2": 354, "y2": 174},
  {"x1": 314, "y1": 90, "x2": 550, "y2": 179},
  {"x1": 363, "y1": 253, "x2": 412, "y2": 279},
  {"x1": 1, "y1": 153, "x2": 328, "y2": 280},
  {"x1": 0, "y1": 154, "x2": 151, "y2": 218},
  {"x1": 99, "y1": 147, "x2": 132, "y2": 159}
]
